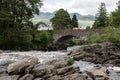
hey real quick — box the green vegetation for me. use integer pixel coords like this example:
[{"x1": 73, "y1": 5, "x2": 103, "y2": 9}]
[
  {"x1": 111, "y1": 1, "x2": 120, "y2": 27},
  {"x1": 85, "y1": 27, "x2": 120, "y2": 46},
  {"x1": 72, "y1": 14, "x2": 79, "y2": 27},
  {"x1": 50, "y1": 8, "x2": 73, "y2": 30},
  {"x1": 32, "y1": 31, "x2": 53, "y2": 50},
  {"x1": 67, "y1": 58, "x2": 74, "y2": 66},
  {"x1": 1, "y1": 0, "x2": 120, "y2": 50},
  {"x1": 0, "y1": 0, "x2": 54, "y2": 50},
  {"x1": 0, "y1": 0, "x2": 43, "y2": 50},
  {"x1": 66, "y1": 39, "x2": 85, "y2": 46},
  {"x1": 93, "y1": 2, "x2": 109, "y2": 28}
]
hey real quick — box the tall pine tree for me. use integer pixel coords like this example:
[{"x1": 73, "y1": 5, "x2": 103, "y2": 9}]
[
  {"x1": 72, "y1": 14, "x2": 79, "y2": 27},
  {"x1": 93, "y1": 2, "x2": 109, "y2": 28}
]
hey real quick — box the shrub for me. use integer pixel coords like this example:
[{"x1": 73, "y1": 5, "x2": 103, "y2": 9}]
[
  {"x1": 67, "y1": 58, "x2": 74, "y2": 66},
  {"x1": 86, "y1": 27, "x2": 120, "y2": 46}
]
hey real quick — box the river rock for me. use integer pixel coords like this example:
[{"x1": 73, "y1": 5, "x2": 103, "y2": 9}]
[
  {"x1": 46, "y1": 56, "x2": 68, "y2": 68},
  {"x1": 63, "y1": 73, "x2": 88, "y2": 80},
  {"x1": 19, "y1": 74, "x2": 34, "y2": 80},
  {"x1": 7, "y1": 57, "x2": 38, "y2": 74},
  {"x1": 0, "y1": 75, "x2": 20, "y2": 80},
  {"x1": 69, "y1": 42, "x2": 120, "y2": 65},
  {"x1": 31, "y1": 63, "x2": 55, "y2": 77},
  {"x1": 47, "y1": 75, "x2": 62, "y2": 80},
  {"x1": 57, "y1": 66, "x2": 79, "y2": 75},
  {"x1": 0, "y1": 60, "x2": 15, "y2": 73},
  {"x1": 86, "y1": 67, "x2": 110, "y2": 80},
  {"x1": 34, "y1": 78, "x2": 44, "y2": 80}
]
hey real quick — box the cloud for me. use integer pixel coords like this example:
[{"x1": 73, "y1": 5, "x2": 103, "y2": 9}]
[{"x1": 41, "y1": 0, "x2": 119, "y2": 15}]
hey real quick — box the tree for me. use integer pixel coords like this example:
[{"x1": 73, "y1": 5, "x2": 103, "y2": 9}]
[
  {"x1": 0, "y1": 0, "x2": 43, "y2": 50},
  {"x1": 111, "y1": 0, "x2": 120, "y2": 27},
  {"x1": 72, "y1": 14, "x2": 79, "y2": 27},
  {"x1": 93, "y1": 2, "x2": 109, "y2": 28},
  {"x1": 50, "y1": 8, "x2": 72, "y2": 30}
]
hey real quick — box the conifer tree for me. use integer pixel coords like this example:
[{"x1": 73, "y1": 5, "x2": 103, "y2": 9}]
[
  {"x1": 72, "y1": 14, "x2": 79, "y2": 27},
  {"x1": 93, "y1": 2, "x2": 109, "y2": 28}
]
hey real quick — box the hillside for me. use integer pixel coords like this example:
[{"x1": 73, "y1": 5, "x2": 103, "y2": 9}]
[
  {"x1": 34, "y1": 12, "x2": 95, "y2": 21},
  {"x1": 33, "y1": 12, "x2": 95, "y2": 28}
]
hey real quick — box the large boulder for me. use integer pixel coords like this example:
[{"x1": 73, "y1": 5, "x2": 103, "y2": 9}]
[
  {"x1": 47, "y1": 75, "x2": 62, "y2": 80},
  {"x1": 7, "y1": 57, "x2": 38, "y2": 74},
  {"x1": 0, "y1": 60, "x2": 15, "y2": 73},
  {"x1": 69, "y1": 42, "x2": 120, "y2": 65},
  {"x1": 57, "y1": 66, "x2": 79, "y2": 75},
  {"x1": 31, "y1": 64, "x2": 55, "y2": 77},
  {"x1": 0, "y1": 75, "x2": 19, "y2": 80},
  {"x1": 34, "y1": 78, "x2": 44, "y2": 80},
  {"x1": 19, "y1": 74, "x2": 34, "y2": 80},
  {"x1": 46, "y1": 57, "x2": 68, "y2": 69},
  {"x1": 63, "y1": 73, "x2": 88, "y2": 80},
  {"x1": 86, "y1": 67, "x2": 110, "y2": 80}
]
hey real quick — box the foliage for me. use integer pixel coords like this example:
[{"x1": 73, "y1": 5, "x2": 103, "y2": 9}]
[
  {"x1": 32, "y1": 31, "x2": 53, "y2": 50},
  {"x1": 111, "y1": 1, "x2": 120, "y2": 27},
  {"x1": 66, "y1": 39, "x2": 75, "y2": 46},
  {"x1": 67, "y1": 58, "x2": 74, "y2": 66},
  {"x1": 86, "y1": 27, "x2": 120, "y2": 46},
  {"x1": 0, "y1": 0, "x2": 43, "y2": 50},
  {"x1": 86, "y1": 26, "x2": 91, "y2": 30},
  {"x1": 93, "y1": 3, "x2": 109, "y2": 28},
  {"x1": 66, "y1": 39, "x2": 86, "y2": 46},
  {"x1": 72, "y1": 14, "x2": 79, "y2": 27},
  {"x1": 50, "y1": 8, "x2": 72, "y2": 30}
]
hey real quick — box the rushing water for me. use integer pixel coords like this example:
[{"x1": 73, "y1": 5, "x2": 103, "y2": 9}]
[
  {"x1": 0, "y1": 49, "x2": 120, "y2": 80},
  {"x1": 0, "y1": 51, "x2": 67, "y2": 63}
]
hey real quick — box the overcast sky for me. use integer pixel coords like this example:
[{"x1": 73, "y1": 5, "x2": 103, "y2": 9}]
[{"x1": 41, "y1": 0, "x2": 119, "y2": 15}]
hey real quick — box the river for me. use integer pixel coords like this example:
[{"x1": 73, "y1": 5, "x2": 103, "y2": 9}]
[{"x1": 0, "y1": 49, "x2": 120, "y2": 80}]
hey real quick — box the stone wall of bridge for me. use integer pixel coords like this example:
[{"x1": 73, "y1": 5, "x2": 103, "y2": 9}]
[{"x1": 53, "y1": 29, "x2": 103, "y2": 43}]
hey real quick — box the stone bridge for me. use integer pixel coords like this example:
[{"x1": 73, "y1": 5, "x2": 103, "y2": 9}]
[{"x1": 53, "y1": 29, "x2": 103, "y2": 44}]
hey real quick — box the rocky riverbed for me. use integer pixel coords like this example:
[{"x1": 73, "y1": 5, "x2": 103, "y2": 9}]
[{"x1": 0, "y1": 42, "x2": 120, "y2": 80}]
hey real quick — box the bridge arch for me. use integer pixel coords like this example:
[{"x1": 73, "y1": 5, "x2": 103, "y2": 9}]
[
  {"x1": 53, "y1": 29, "x2": 103, "y2": 44},
  {"x1": 55, "y1": 35, "x2": 77, "y2": 44}
]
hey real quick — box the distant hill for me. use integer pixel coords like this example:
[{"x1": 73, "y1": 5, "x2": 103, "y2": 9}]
[
  {"x1": 33, "y1": 12, "x2": 95, "y2": 28},
  {"x1": 34, "y1": 12, "x2": 95, "y2": 21}
]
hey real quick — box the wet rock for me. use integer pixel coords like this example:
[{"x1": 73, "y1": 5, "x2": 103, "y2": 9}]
[
  {"x1": 34, "y1": 78, "x2": 44, "y2": 80},
  {"x1": 0, "y1": 71, "x2": 8, "y2": 77},
  {"x1": 47, "y1": 75, "x2": 62, "y2": 80},
  {"x1": 86, "y1": 67, "x2": 110, "y2": 80},
  {"x1": 57, "y1": 66, "x2": 79, "y2": 75},
  {"x1": 46, "y1": 57, "x2": 68, "y2": 68},
  {"x1": 64, "y1": 73, "x2": 88, "y2": 80},
  {"x1": 0, "y1": 60, "x2": 15, "y2": 73},
  {"x1": 7, "y1": 57, "x2": 38, "y2": 74},
  {"x1": 0, "y1": 75, "x2": 20, "y2": 80},
  {"x1": 19, "y1": 74, "x2": 34, "y2": 80},
  {"x1": 69, "y1": 42, "x2": 120, "y2": 65},
  {"x1": 31, "y1": 64, "x2": 55, "y2": 77}
]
